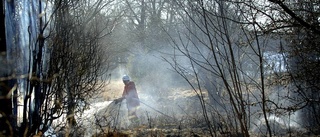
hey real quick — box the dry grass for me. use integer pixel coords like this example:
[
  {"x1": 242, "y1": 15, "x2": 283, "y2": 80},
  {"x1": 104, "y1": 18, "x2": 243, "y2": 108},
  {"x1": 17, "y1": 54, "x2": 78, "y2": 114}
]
[{"x1": 101, "y1": 80, "x2": 124, "y2": 101}]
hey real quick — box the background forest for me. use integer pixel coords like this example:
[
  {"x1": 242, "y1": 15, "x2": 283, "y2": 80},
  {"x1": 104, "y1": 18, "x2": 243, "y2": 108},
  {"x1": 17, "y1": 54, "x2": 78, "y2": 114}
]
[{"x1": 0, "y1": 0, "x2": 319, "y2": 137}]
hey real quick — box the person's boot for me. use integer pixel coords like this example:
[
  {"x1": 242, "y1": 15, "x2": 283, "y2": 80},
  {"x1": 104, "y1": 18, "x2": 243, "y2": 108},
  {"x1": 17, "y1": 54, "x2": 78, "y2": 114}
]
[{"x1": 129, "y1": 116, "x2": 140, "y2": 127}]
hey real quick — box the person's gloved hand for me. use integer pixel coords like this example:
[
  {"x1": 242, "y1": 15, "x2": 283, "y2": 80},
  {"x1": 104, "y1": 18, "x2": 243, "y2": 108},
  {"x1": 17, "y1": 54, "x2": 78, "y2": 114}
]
[
  {"x1": 114, "y1": 99, "x2": 119, "y2": 104},
  {"x1": 114, "y1": 98, "x2": 122, "y2": 104}
]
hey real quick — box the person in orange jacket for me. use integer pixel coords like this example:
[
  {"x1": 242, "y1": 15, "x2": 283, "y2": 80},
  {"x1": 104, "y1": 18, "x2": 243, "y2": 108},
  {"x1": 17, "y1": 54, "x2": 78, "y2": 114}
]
[{"x1": 115, "y1": 75, "x2": 140, "y2": 124}]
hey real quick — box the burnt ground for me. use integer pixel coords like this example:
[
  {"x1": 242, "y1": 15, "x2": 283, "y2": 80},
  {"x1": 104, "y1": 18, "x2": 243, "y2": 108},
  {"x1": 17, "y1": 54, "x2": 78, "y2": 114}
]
[
  {"x1": 86, "y1": 81, "x2": 213, "y2": 137},
  {"x1": 82, "y1": 81, "x2": 314, "y2": 137}
]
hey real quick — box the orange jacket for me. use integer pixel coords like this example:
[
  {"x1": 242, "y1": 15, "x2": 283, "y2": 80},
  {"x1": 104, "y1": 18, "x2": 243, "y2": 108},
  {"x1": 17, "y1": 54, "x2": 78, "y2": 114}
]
[{"x1": 122, "y1": 81, "x2": 140, "y2": 108}]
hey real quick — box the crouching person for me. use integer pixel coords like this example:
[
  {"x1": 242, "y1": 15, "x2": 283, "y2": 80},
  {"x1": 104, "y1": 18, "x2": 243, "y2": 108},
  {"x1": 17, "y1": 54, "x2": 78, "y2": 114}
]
[{"x1": 115, "y1": 75, "x2": 140, "y2": 125}]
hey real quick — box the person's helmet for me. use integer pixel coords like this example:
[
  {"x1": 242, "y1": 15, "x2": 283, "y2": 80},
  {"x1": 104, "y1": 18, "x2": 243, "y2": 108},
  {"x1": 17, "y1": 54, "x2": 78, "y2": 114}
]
[{"x1": 122, "y1": 75, "x2": 130, "y2": 81}]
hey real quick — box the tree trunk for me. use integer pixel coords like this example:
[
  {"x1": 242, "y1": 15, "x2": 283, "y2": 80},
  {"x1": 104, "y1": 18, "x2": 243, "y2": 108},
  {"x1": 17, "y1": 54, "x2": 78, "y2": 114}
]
[{"x1": 0, "y1": 1, "x2": 14, "y2": 136}]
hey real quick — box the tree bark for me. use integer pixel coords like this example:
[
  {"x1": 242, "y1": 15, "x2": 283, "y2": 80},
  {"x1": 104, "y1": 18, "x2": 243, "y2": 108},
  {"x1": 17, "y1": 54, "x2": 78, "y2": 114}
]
[{"x1": 0, "y1": 1, "x2": 13, "y2": 136}]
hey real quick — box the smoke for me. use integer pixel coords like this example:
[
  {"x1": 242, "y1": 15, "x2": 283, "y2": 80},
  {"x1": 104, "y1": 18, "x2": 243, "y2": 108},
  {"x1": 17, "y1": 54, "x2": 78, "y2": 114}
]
[
  {"x1": 108, "y1": 44, "x2": 201, "y2": 123},
  {"x1": 251, "y1": 113, "x2": 301, "y2": 136},
  {"x1": 127, "y1": 51, "x2": 184, "y2": 110},
  {"x1": 250, "y1": 84, "x2": 305, "y2": 135}
]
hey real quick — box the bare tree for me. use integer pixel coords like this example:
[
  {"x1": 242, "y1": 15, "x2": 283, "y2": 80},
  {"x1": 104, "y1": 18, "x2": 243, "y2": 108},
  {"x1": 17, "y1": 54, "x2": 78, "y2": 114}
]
[
  {"x1": 0, "y1": 0, "x2": 118, "y2": 136},
  {"x1": 44, "y1": 0, "x2": 117, "y2": 136},
  {"x1": 163, "y1": 0, "x2": 295, "y2": 136},
  {"x1": 268, "y1": 0, "x2": 320, "y2": 133},
  {"x1": 163, "y1": 0, "x2": 320, "y2": 136}
]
